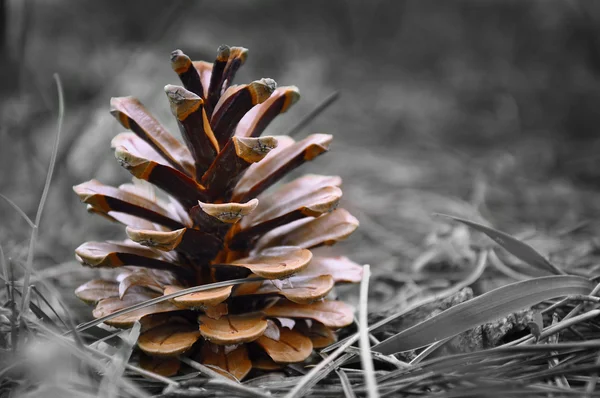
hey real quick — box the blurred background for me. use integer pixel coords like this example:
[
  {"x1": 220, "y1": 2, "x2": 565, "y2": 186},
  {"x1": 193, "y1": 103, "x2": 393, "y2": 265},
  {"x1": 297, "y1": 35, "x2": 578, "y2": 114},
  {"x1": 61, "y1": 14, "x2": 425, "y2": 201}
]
[{"x1": 2, "y1": 0, "x2": 600, "y2": 315}]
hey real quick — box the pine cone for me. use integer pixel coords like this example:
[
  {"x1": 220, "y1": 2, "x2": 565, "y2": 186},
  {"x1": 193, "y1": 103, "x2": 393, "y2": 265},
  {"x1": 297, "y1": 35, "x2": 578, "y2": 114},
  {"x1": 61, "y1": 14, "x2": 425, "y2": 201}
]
[{"x1": 73, "y1": 45, "x2": 362, "y2": 380}]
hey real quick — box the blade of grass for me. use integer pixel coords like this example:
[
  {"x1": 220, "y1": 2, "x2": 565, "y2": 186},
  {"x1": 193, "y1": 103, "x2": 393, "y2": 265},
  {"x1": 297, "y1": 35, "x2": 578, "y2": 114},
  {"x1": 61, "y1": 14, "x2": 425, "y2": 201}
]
[
  {"x1": 11, "y1": 286, "x2": 56, "y2": 326},
  {"x1": 8, "y1": 259, "x2": 18, "y2": 353},
  {"x1": 436, "y1": 213, "x2": 565, "y2": 275},
  {"x1": 373, "y1": 275, "x2": 594, "y2": 355},
  {"x1": 0, "y1": 194, "x2": 35, "y2": 229},
  {"x1": 0, "y1": 245, "x2": 8, "y2": 296},
  {"x1": 99, "y1": 322, "x2": 141, "y2": 398},
  {"x1": 30, "y1": 285, "x2": 67, "y2": 328},
  {"x1": 408, "y1": 336, "x2": 453, "y2": 365},
  {"x1": 285, "y1": 91, "x2": 340, "y2": 137},
  {"x1": 358, "y1": 264, "x2": 379, "y2": 398},
  {"x1": 24, "y1": 265, "x2": 86, "y2": 348},
  {"x1": 19, "y1": 73, "x2": 64, "y2": 317},
  {"x1": 489, "y1": 249, "x2": 531, "y2": 280}
]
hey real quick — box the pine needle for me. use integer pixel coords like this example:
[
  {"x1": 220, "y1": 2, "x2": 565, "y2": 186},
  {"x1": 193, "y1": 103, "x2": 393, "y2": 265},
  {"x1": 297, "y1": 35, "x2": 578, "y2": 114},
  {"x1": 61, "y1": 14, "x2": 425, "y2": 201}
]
[
  {"x1": 358, "y1": 264, "x2": 379, "y2": 398},
  {"x1": 73, "y1": 277, "x2": 264, "y2": 333}
]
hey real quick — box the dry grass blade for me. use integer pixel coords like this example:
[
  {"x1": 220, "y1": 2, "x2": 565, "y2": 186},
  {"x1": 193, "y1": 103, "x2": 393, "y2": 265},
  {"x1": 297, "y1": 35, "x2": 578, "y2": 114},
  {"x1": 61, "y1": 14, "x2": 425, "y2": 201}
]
[
  {"x1": 73, "y1": 277, "x2": 264, "y2": 333},
  {"x1": 358, "y1": 264, "x2": 379, "y2": 398},
  {"x1": 30, "y1": 285, "x2": 66, "y2": 328},
  {"x1": 437, "y1": 213, "x2": 565, "y2": 275},
  {"x1": 0, "y1": 244, "x2": 8, "y2": 290},
  {"x1": 99, "y1": 322, "x2": 141, "y2": 398},
  {"x1": 373, "y1": 275, "x2": 594, "y2": 355},
  {"x1": 285, "y1": 91, "x2": 340, "y2": 137},
  {"x1": 0, "y1": 193, "x2": 35, "y2": 229},
  {"x1": 488, "y1": 249, "x2": 531, "y2": 280},
  {"x1": 19, "y1": 74, "x2": 64, "y2": 318},
  {"x1": 409, "y1": 337, "x2": 452, "y2": 365}
]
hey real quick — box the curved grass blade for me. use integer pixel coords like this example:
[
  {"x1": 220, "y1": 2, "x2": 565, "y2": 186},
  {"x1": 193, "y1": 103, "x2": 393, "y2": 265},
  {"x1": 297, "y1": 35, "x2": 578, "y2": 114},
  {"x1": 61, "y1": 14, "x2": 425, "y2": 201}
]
[
  {"x1": 285, "y1": 91, "x2": 340, "y2": 137},
  {"x1": 21, "y1": 73, "x2": 64, "y2": 317},
  {"x1": 437, "y1": 214, "x2": 564, "y2": 275},
  {"x1": 73, "y1": 277, "x2": 264, "y2": 333},
  {"x1": 373, "y1": 275, "x2": 593, "y2": 355}
]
